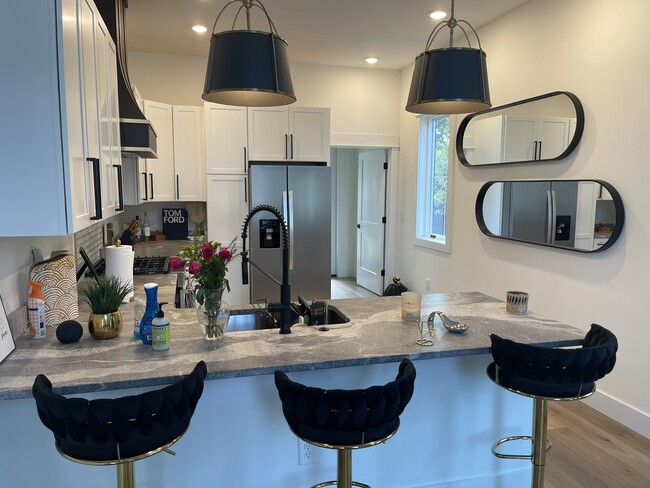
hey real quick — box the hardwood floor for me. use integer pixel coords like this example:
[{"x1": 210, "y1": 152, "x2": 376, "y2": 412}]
[
  {"x1": 545, "y1": 401, "x2": 650, "y2": 487},
  {"x1": 330, "y1": 277, "x2": 377, "y2": 299},
  {"x1": 330, "y1": 279, "x2": 650, "y2": 486}
]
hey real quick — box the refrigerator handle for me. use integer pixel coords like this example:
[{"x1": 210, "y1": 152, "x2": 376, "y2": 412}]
[
  {"x1": 288, "y1": 190, "x2": 294, "y2": 270},
  {"x1": 546, "y1": 190, "x2": 553, "y2": 244},
  {"x1": 550, "y1": 190, "x2": 557, "y2": 245}
]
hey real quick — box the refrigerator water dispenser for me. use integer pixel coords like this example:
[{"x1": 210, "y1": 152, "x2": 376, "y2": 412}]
[{"x1": 259, "y1": 219, "x2": 281, "y2": 248}]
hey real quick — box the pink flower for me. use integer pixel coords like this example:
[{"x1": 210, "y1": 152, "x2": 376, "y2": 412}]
[
  {"x1": 219, "y1": 248, "x2": 233, "y2": 262},
  {"x1": 202, "y1": 243, "x2": 215, "y2": 261},
  {"x1": 188, "y1": 261, "x2": 201, "y2": 275},
  {"x1": 169, "y1": 256, "x2": 185, "y2": 271}
]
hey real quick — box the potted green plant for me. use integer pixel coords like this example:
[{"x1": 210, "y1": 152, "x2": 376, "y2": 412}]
[{"x1": 78, "y1": 276, "x2": 133, "y2": 339}]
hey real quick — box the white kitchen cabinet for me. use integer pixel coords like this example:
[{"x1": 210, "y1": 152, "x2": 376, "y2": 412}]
[
  {"x1": 143, "y1": 101, "x2": 176, "y2": 201},
  {"x1": 204, "y1": 103, "x2": 248, "y2": 174},
  {"x1": 206, "y1": 174, "x2": 249, "y2": 305},
  {"x1": 503, "y1": 116, "x2": 571, "y2": 162},
  {"x1": 173, "y1": 106, "x2": 205, "y2": 201},
  {"x1": 126, "y1": 102, "x2": 204, "y2": 203},
  {"x1": 0, "y1": 0, "x2": 120, "y2": 236},
  {"x1": 247, "y1": 107, "x2": 330, "y2": 163}
]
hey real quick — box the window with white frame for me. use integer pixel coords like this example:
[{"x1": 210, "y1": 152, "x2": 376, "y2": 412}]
[{"x1": 415, "y1": 115, "x2": 453, "y2": 253}]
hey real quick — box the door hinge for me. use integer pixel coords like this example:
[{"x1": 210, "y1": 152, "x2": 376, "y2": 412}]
[
  {"x1": 380, "y1": 269, "x2": 385, "y2": 277},
  {"x1": 383, "y1": 162, "x2": 388, "y2": 170},
  {"x1": 382, "y1": 216, "x2": 386, "y2": 224}
]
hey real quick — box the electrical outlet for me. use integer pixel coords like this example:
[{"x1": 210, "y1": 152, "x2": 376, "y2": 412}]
[
  {"x1": 298, "y1": 439, "x2": 318, "y2": 465},
  {"x1": 425, "y1": 278, "x2": 431, "y2": 291}
]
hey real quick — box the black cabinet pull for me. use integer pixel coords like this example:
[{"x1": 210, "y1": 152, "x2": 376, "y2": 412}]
[
  {"x1": 88, "y1": 157, "x2": 102, "y2": 220},
  {"x1": 142, "y1": 171, "x2": 148, "y2": 201},
  {"x1": 538, "y1": 140, "x2": 543, "y2": 160},
  {"x1": 243, "y1": 147, "x2": 247, "y2": 172},
  {"x1": 357, "y1": 224, "x2": 361, "y2": 229},
  {"x1": 149, "y1": 173, "x2": 154, "y2": 200},
  {"x1": 114, "y1": 164, "x2": 123, "y2": 212},
  {"x1": 290, "y1": 134, "x2": 294, "y2": 159},
  {"x1": 176, "y1": 174, "x2": 180, "y2": 200},
  {"x1": 284, "y1": 134, "x2": 288, "y2": 159},
  {"x1": 244, "y1": 176, "x2": 248, "y2": 204}
]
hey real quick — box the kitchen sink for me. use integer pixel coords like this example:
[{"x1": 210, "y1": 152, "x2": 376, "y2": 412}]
[{"x1": 227, "y1": 304, "x2": 349, "y2": 332}]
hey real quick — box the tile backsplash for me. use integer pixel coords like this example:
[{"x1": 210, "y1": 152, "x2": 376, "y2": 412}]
[{"x1": 73, "y1": 221, "x2": 106, "y2": 273}]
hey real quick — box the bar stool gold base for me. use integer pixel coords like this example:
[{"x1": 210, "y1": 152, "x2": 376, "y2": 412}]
[{"x1": 298, "y1": 428, "x2": 398, "y2": 488}]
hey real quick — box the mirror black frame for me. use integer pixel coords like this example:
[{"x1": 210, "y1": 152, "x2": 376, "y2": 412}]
[
  {"x1": 457, "y1": 91, "x2": 585, "y2": 167},
  {"x1": 475, "y1": 179, "x2": 625, "y2": 253}
]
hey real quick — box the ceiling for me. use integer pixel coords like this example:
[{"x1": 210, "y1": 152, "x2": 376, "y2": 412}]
[{"x1": 125, "y1": 0, "x2": 532, "y2": 70}]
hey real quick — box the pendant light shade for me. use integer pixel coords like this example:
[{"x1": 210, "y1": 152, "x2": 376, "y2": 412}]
[
  {"x1": 406, "y1": 0, "x2": 491, "y2": 114},
  {"x1": 202, "y1": 0, "x2": 296, "y2": 107}
]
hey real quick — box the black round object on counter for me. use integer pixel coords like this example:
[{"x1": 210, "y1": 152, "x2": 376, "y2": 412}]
[{"x1": 56, "y1": 320, "x2": 83, "y2": 344}]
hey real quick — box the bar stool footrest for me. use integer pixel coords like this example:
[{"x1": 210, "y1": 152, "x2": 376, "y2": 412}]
[{"x1": 492, "y1": 435, "x2": 552, "y2": 460}]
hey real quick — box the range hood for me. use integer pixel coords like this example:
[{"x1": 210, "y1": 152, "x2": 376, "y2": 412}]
[{"x1": 95, "y1": 0, "x2": 157, "y2": 158}]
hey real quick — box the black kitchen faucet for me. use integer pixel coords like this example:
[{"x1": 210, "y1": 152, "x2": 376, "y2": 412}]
[{"x1": 240, "y1": 205, "x2": 291, "y2": 334}]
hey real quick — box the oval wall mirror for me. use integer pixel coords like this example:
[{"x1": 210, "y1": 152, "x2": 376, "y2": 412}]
[
  {"x1": 457, "y1": 91, "x2": 584, "y2": 166},
  {"x1": 475, "y1": 180, "x2": 624, "y2": 252}
]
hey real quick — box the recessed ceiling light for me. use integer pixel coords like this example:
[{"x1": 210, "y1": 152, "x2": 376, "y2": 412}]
[
  {"x1": 192, "y1": 25, "x2": 208, "y2": 33},
  {"x1": 429, "y1": 10, "x2": 447, "y2": 21},
  {"x1": 365, "y1": 57, "x2": 379, "y2": 65}
]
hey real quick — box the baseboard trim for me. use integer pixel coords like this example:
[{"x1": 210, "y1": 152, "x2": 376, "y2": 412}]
[{"x1": 583, "y1": 390, "x2": 650, "y2": 439}]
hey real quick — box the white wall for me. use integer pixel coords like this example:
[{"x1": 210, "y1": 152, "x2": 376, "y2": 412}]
[
  {"x1": 332, "y1": 149, "x2": 359, "y2": 277},
  {"x1": 397, "y1": 0, "x2": 650, "y2": 437},
  {"x1": 127, "y1": 52, "x2": 401, "y2": 146}
]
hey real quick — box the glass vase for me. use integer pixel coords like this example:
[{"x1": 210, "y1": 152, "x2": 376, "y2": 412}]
[{"x1": 197, "y1": 288, "x2": 230, "y2": 341}]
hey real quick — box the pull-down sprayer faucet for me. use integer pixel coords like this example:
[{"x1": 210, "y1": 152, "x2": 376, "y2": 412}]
[{"x1": 240, "y1": 204, "x2": 291, "y2": 334}]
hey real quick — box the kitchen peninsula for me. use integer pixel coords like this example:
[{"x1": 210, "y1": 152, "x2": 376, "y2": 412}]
[{"x1": 0, "y1": 282, "x2": 585, "y2": 487}]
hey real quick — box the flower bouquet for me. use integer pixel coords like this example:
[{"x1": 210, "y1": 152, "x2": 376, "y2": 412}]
[{"x1": 170, "y1": 237, "x2": 239, "y2": 340}]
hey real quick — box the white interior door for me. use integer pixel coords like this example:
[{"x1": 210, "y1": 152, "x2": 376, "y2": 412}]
[{"x1": 356, "y1": 150, "x2": 387, "y2": 294}]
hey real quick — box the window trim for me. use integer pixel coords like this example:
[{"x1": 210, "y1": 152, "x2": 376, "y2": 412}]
[{"x1": 414, "y1": 115, "x2": 455, "y2": 254}]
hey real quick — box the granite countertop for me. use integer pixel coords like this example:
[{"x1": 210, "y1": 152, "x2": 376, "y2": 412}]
[{"x1": 0, "y1": 280, "x2": 585, "y2": 400}]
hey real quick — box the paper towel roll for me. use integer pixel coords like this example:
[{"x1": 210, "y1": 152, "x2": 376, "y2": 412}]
[{"x1": 105, "y1": 245, "x2": 135, "y2": 303}]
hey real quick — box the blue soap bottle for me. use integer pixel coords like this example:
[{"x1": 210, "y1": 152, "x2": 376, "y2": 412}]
[{"x1": 139, "y1": 283, "x2": 158, "y2": 345}]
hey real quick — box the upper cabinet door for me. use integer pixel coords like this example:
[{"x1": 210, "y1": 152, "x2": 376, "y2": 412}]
[
  {"x1": 247, "y1": 107, "x2": 290, "y2": 161},
  {"x1": 144, "y1": 100, "x2": 175, "y2": 201},
  {"x1": 247, "y1": 107, "x2": 330, "y2": 163},
  {"x1": 289, "y1": 107, "x2": 330, "y2": 162},
  {"x1": 173, "y1": 105, "x2": 205, "y2": 200},
  {"x1": 205, "y1": 103, "x2": 248, "y2": 174}
]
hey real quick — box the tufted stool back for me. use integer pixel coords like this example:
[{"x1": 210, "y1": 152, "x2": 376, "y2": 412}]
[
  {"x1": 32, "y1": 361, "x2": 207, "y2": 462},
  {"x1": 274, "y1": 358, "x2": 416, "y2": 447},
  {"x1": 488, "y1": 324, "x2": 618, "y2": 399}
]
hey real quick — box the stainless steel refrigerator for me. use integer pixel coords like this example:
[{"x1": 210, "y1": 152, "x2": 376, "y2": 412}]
[
  {"x1": 503, "y1": 181, "x2": 578, "y2": 247},
  {"x1": 248, "y1": 163, "x2": 331, "y2": 303}
]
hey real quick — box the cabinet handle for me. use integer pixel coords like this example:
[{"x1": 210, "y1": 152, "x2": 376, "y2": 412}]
[
  {"x1": 243, "y1": 147, "x2": 247, "y2": 172},
  {"x1": 142, "y1": 172, "x2": 148, "y2": 201},
  {"x1": 532, "y1": 141, "x2": 538, "y2": 161},
  {"x1": 290, "y1": 134, "x2": 294, "y2": 159},
  {"x1": 176, "y1": 175, "x2": 180, "y2": 200},
  {"x1": 537, "y1": 140, "x2": 543, "y2": 160},
  {"x1": 114, "y1": 164, "x2": 124, "y2": 212},
  {"x1": 149, "y1": 173, "x2": 154, "y2": 200},
  {"x1": 244, "y1": 176, "x2": 248, "y2": 204},
  {"x1": 285, "y1": 134, "x2": 289, "y2": 159},
  {"x1": 88, "y1": 158, "x2": 102, "y2": 220}
]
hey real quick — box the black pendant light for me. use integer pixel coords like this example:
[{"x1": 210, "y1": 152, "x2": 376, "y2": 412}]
[
  {"x1": 203, "y1": 0, "x2": 296, "y2": 107},
  {"x1": 406, "y1": 0, "x2": 491, "y2": 114}
]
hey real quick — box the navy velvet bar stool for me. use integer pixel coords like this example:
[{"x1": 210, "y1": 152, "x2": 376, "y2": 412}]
[
  {"x1": 487, "y1": 324, "x2": 618, "y2": 488},
  {"x1": 32, "y1": 361, "x2": 207, "y2": 488},
  {"x1": 274, "y1": 358, "x2": 417, "y2": 488}
]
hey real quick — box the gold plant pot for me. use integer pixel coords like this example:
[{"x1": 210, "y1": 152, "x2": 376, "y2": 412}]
[{"x1": 88, "y1": 311, "x2": 123, "y2": 339}]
